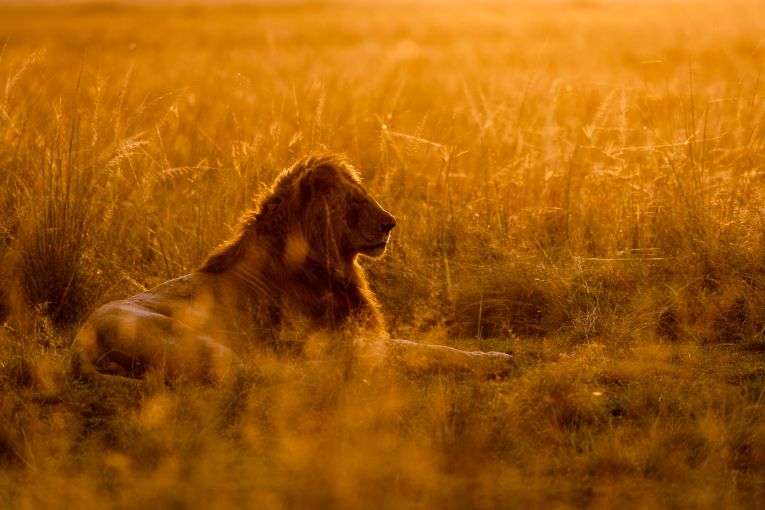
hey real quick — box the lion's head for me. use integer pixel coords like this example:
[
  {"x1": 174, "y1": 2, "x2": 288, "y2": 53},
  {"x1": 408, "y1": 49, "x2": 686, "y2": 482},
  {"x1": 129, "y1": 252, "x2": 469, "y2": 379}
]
[
  {"x1": 293, "y1": 158, "x2": 396, "y2": 262},
  {"x1": 201, "y1": 153, "x2": 395, "y2": 274}
]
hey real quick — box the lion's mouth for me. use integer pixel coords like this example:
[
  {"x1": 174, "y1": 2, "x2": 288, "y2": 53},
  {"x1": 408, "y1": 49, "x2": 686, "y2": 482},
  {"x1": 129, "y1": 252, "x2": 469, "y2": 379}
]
[
  {"x1": 363, "y1": 242, "x2": 387, "y2": 250},
  {"x1": 359, "y1": 239, "x2": 389, "y2": 256}
]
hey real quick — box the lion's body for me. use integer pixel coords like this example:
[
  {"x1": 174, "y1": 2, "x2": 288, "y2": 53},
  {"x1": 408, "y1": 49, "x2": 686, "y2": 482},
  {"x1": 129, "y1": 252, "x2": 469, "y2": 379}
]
[
  {"x1": 73, "y1": 272, "x2": 262, "y2": 382},
  {"x1": 71, "y1": 153, "x2": 510, "y2": 383}
]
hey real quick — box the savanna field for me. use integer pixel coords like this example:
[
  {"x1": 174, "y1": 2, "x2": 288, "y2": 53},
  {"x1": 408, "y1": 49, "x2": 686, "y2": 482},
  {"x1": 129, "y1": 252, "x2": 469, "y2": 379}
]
[{"x1": 1, "y1": 0, "x2": 764, "y2": 507}]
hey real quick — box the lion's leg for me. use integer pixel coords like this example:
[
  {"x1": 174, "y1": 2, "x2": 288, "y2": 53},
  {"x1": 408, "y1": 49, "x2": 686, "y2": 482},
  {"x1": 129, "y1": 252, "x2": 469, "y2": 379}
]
[
  {"x1": 386, "y1": 338, "x2": 513, "y2": 375},
  {"x1": 133, "y1": 321, "x2": 243, "y2": 384},
  {"x1": 182, "y1": 333, "x2": 244, "y2": 385}
]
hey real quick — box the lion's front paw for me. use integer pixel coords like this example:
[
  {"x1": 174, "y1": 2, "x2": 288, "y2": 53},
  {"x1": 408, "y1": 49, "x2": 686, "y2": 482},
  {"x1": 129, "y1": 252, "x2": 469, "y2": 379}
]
[{"x1": 474, "y1": 351, "x2": 515, "y2": 378}]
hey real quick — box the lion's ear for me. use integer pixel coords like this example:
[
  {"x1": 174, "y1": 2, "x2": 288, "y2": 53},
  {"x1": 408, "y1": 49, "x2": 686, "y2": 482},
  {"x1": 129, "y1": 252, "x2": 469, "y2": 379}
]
[{"x1": 300, "y1": 164, "x2": 341, "y2": 201}]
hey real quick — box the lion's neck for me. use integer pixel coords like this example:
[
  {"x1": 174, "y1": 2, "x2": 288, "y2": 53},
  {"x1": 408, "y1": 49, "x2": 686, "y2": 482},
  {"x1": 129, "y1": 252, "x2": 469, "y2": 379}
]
[
  {"x1": 220, "y1": 240, "x2": 382, "y2": 333},
  {"x1": 282, "y1": 256, "x2": 376, "y2": 328}
]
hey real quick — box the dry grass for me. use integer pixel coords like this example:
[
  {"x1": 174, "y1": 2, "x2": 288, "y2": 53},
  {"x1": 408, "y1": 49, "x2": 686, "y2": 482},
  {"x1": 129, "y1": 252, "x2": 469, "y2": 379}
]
[{"x1": 1, "y1": 0, "x2": 764, "y2": 508}]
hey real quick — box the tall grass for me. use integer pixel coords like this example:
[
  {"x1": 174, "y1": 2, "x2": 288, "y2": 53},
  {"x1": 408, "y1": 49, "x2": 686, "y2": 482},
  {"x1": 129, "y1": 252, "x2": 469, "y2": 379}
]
[{"x1": 1, "y1": 1, "x2": 764, "y2": 508}]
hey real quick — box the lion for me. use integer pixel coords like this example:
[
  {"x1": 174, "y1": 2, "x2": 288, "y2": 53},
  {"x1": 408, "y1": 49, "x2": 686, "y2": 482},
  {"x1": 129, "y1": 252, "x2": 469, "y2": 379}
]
[{"x1": 71, "y1": 153, "x2": 511, "y2": 383}]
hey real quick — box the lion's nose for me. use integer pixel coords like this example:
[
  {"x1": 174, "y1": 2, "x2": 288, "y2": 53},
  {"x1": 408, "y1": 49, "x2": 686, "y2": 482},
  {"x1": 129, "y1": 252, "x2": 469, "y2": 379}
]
[{"x1": 382, "y1": 217, "x2": 396, "y2": 234}]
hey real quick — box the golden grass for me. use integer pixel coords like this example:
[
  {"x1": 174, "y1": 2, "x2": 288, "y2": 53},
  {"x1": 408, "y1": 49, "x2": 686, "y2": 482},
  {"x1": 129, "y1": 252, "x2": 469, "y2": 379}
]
[{"x1": 1, "y1": 1, "x2": 765, "y2": 508}]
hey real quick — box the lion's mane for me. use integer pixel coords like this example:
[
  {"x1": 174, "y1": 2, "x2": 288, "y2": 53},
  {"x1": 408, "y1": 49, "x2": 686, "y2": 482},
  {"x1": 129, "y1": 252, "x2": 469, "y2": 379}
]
[{"x1": 198, "y1": 152, "x2": 385, "y2": 334}]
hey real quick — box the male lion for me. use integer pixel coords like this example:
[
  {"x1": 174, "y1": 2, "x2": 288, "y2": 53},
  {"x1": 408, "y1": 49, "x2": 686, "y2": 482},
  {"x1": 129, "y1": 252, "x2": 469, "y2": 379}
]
[{"x1": 71, "y1": 153, "x2": 511, "y2": 383}]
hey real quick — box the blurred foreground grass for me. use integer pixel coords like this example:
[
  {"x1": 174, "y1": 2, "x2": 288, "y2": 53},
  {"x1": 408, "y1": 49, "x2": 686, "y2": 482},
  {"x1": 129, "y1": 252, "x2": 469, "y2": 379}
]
[{"x1": 1, "y1": 1, "x2": 764, "y2": 507}]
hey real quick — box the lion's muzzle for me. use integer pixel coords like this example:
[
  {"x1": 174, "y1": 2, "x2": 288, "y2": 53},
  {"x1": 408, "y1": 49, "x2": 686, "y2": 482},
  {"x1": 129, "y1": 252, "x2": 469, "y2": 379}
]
[
  {"x1": 382, "y1": 217, "x2": 396, "y2": 234},
  {"x1": 359, "y1": 209, "x2": 395, "y2": 257}
]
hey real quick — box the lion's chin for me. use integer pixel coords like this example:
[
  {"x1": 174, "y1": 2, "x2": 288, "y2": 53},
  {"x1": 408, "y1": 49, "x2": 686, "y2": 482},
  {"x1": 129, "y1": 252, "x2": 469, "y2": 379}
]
[{"x1": 359, "y1": 242, "x2": 388, "y2": 258}]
